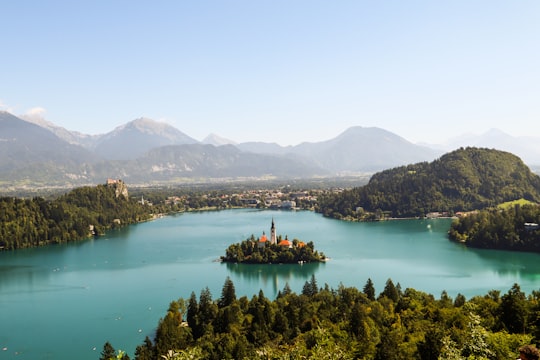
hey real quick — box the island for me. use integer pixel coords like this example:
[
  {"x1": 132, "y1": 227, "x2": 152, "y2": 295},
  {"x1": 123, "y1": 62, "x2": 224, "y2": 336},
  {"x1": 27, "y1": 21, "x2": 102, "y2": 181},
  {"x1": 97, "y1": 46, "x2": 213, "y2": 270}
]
[{"x1": 221, "y1": 219, "x2": 326, "y2": 264}]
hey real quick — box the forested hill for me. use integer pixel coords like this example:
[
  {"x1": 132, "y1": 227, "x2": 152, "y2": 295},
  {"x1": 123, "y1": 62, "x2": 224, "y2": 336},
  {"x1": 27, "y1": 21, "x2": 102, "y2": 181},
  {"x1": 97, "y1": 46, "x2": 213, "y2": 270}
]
[
  {"x1": 109, "y1": 278, "x2": 536, "y2": 359},
  {"x1": 317, "y1": 147, "x2": 540, "y2": 219},
  {"x1": 0, "y1": 181, "x2": 151, "y2": 250}
]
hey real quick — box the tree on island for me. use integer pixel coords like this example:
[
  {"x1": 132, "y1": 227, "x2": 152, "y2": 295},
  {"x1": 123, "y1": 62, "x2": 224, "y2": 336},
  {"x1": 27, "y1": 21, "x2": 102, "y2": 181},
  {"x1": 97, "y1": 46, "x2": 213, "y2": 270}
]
[
  {"x1": 221, "y1": 219, "x2": 326, "y2": 264},
  {"x1": 221, "y1": 237, "x2": 325, "y2": 264}
]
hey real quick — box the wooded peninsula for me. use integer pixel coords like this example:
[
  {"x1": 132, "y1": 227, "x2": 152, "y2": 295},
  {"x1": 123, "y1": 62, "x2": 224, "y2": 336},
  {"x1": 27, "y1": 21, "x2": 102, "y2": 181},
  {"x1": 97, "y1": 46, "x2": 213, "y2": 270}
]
[
  {"x1": 0, "y1": 180, "x2": 151, "y2": 250},
  {"x1": 449, "y1": 203, "x2": 540, "y2": 251}
]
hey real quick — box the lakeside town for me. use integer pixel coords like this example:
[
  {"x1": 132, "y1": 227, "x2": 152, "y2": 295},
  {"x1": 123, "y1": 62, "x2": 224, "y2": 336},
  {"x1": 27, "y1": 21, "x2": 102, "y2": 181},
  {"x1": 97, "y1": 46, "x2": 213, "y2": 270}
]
[{"x1": 161, "y1": 187, "x2": 322, "y2": 211}]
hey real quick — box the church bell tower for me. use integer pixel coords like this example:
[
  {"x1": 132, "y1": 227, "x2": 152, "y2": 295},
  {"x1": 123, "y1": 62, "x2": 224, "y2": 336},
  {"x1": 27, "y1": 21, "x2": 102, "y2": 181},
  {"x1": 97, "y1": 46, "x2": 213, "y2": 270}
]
[{"x1": 270, "y1": 218, "x2": 277, "y2": 245}]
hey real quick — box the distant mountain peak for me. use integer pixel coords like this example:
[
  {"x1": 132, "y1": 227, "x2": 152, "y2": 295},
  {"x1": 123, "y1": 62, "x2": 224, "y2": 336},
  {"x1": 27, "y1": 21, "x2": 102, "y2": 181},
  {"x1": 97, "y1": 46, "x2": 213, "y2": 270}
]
[
  {"x1": 19, "y1": 112, "x2": 69, "y2": 134},
  {"x1": 484, "y1": 128, "x2": 506, "y2": 135},
  {"x1": 481, "y1": 128, "x2": 514, "y2": 140},
  {"x1": 0, "y1": 111, "x2": 100, "y2": 173},
  {"x1": 441, "y1": 128, "x2": 540, "y2": 165},
  {"x1": 338, "y1": 126, "x2": 400, "y2": 139},
  {"x1": 95, "y1": 117, "x2": 198, "y2": 160},
  {"x1": 114, "y1": 118, "x2": 179, "y2": 137},
  {"x1": 202, "y1": 133, "x2": 237, "y2": 146}
]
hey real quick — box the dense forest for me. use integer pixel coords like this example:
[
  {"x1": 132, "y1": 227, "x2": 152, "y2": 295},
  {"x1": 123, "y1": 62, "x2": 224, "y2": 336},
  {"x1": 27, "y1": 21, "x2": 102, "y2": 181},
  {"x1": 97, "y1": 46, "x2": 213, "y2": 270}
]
[
  {"x1": 101, "y1": 277, "x2": 540, "y2": 360},
  {"x1": 0, "y1": 181, "x2": 151, "y2": 250},
  {"x1": 317, "y1": 148, "x2": 540, "y2": 220},
  {"x1": 449, "y1": 203, "x2": 540, "y2": 251},
  {"x1": 221, "y1": 236, "x2": 325, "y2": 264}
]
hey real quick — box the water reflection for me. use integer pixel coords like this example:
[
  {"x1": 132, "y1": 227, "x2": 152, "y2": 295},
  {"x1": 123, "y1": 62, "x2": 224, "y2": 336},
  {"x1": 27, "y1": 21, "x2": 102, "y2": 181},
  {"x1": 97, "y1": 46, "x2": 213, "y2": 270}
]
[
  {"x1": 470, "y1": 247, "x2": 540, "y2": 278},
  {"x1": 224, "y1": 262, "x2": 322, "y2": 295}
]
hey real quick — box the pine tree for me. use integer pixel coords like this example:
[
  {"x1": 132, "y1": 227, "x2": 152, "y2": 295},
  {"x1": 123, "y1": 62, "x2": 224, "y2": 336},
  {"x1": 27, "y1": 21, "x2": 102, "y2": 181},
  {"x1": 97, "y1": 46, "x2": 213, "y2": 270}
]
[
  {"x1": 198, "y1": 287, "x2": 218, "y2": 336},
  {"x1": 379, "y1": 278, "x2": 399, "y2": 302},
  {"x1": 363, "y1": 278, "x2": 376, "y2": 301},
  {"x1": 282, "y1": 283, "x2": 292, "y2": 296},
  {"x1": 499, "y1": 283, "x2": 528, "y2": 333},
  {"x1": 302, "y1": 275, "x2": 318, "y2": 296},
  {"x1": 99, "y1": 341, "x2": 116, "y2": 360},
  {"x1": 218, "y1": 276, "x2": 236, "y2": 308},
  {"x1": 134, "y1": 336, "x2": 155, "y2": 360},
  {"x1": 186, "y1": 291, "x2": 200, "y2": 339}
]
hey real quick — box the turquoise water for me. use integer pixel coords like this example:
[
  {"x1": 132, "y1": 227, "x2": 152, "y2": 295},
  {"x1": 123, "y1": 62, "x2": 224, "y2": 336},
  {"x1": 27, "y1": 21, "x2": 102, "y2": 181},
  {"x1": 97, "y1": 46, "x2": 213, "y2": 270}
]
[{"x1": 2, "y1": 209, "x2": 540, "y2": 359}]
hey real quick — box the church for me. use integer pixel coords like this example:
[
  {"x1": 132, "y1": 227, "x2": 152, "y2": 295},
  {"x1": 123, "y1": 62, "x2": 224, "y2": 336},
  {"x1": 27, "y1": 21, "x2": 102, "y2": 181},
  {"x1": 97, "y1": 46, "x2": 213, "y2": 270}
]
[{"x1": 258, "y1": 218, "x2": 293, "y2": 249}]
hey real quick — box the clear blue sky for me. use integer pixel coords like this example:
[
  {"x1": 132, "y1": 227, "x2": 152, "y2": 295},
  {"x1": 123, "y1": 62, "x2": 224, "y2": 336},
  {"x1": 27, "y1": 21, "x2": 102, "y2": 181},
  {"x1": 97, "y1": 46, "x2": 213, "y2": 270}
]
[{"x1": 1, "y1": 1, "x2": 539, "y2": 145}]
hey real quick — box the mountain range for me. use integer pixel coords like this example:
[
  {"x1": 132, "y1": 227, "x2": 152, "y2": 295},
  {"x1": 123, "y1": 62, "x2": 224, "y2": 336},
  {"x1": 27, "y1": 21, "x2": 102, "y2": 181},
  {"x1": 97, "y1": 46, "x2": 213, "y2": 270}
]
[{"x1": 2, "y1": 110, "x2": 540, "y2": 189}]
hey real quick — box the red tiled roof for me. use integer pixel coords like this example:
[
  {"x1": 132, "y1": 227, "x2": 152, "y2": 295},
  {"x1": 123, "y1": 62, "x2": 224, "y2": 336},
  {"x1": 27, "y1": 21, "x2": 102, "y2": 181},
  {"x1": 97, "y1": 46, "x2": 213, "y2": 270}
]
[{"x1": 259, "y1": 234, "x2": 268, "y2": 243}]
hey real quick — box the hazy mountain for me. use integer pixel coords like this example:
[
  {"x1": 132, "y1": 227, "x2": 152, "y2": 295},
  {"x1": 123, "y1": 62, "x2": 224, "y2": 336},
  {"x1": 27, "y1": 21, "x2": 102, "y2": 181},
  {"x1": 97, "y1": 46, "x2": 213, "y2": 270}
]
[
  {"x1": 103, "y1": 144, "x2": 327, "y2": 182},
  {"x1": 0, "y1": 111, "x2": 99, "y2": 172},
  {"x1": 19, "y1": 112, "x2": 101, "y2": 148},
  {"x1": 202, "y1": 133, "x2": 237, "y2": 146},
  {"x1": 293, "y1": 126, "x2": 440, "y2": 172},
  {"x1": 93, "y1": 118, "x2": 199, "y2": 160},
  {"x1": 237, "y1": 142, "x2": 293, "y2": 155},
  {"x1": 441, "y1": 129, "x2": 540, "y2": 165},
  {"x1": 0, "y1": 112, "x2": 328, "y2": 187},
  {"x1": 238, "y1": 127, "x2": 440, "y2": 172},
  {"x1": 5, "y1": 110, "x2": 539, "y2": 188}
]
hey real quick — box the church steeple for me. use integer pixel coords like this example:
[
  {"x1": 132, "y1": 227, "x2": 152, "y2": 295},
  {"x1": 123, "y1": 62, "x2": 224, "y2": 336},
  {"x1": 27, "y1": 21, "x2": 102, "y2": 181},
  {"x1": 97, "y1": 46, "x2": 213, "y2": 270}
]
[{"x1": 270, "y1": 218, "x2": 277, "y2": 245}]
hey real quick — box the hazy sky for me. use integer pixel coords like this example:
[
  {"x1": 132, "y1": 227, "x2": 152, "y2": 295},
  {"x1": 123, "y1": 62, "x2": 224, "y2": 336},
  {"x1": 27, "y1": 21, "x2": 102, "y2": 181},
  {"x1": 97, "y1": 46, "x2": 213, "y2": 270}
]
[{"x1": 1, "y1": 1, "x2": 539, "y2": 146}]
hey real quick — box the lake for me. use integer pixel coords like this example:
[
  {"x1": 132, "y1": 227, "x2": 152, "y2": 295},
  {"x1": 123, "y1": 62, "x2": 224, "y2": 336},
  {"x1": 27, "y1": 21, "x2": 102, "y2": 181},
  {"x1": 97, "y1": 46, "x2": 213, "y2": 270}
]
[{"x1": 2, "y1": 209, "x2": 540, "y2": 359}]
